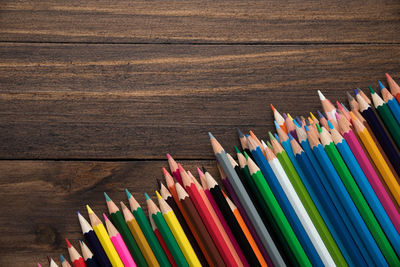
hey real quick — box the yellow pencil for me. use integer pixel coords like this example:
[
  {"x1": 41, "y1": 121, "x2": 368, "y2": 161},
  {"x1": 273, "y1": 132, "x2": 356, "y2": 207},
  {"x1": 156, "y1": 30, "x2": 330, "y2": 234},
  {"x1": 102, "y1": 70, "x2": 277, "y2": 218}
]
[
  {"x1": 350, "y1": 112, "x2": 400, "y2": 206},
  {"x1": 120, "y1": 201, "x2": 160, "y2": 267},
  {"x1": 86, "y1": 205, "x2": 124, "y2": 267},
  {"x1": 156, "y1": 191, "x2": 201, "y2": 267}
]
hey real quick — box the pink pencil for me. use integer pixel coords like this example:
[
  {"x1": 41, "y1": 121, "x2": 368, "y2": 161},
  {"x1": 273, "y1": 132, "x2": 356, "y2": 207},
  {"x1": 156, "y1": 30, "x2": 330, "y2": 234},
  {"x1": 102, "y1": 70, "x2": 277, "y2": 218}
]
[
  {"x1": 337, "y1": 114, "x2": 400, "y2": 235},
  {"x1": 198, "y1": 169, "x2": 249, "y2": 266},
  {"x1": 103, "y1": 214, "x2": 137, "y2": 267}
]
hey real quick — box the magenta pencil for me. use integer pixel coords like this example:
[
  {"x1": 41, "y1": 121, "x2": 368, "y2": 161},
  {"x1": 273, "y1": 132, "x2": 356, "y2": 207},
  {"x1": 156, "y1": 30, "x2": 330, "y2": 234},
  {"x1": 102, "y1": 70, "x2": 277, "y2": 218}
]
[
  {"x1": 338, "y1": 114, "x2": 400, "y2": 235},
  {"x1": 103, "y1": 214, "x2": 136, "y2": 267},
  {"x1": 198, "y1": 169, "x2": 249, "y2": 266}
]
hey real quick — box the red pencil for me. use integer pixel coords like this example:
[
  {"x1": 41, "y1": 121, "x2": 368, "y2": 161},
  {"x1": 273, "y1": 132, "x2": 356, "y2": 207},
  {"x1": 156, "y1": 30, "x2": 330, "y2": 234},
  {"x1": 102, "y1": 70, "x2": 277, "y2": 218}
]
[
  {"x1": 166, "y1": 154, "x2": 183, "y2": 186},
  {"x1": 65, "y1": 238, "x2": 86, "y2": 267},
  {"x1": 386, "y1": 73, "x2": 400, "y2": 104}
]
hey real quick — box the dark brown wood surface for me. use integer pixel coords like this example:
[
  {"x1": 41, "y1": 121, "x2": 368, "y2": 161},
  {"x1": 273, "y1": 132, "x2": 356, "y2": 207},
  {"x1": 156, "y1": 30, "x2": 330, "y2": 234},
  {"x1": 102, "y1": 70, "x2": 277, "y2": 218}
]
[{"x1": 1, "y1": 0, "x2": 400, "y2": 266}]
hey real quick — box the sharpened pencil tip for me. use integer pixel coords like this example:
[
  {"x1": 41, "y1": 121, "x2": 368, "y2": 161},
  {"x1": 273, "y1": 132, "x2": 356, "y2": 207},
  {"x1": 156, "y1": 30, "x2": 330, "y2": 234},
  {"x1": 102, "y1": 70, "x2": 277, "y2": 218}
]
[
  {"x1": 60, "y1": 254, "x2": 65, "y2": 262},
  {"x1": 282, "y1": 113, "x2": 288, "y2": 119},
  {"x1": 166, "y1": 153, "x2": 171, "y2": 159},
  {"x1": 268, "y1": 131, "x2": 275, "y2": 140},
  {"x1": 274, "y1": 133, "x2": 280, "y2": 143},
  {"x1": 156, "y1": 179, "x2": 162, "y2": 189},
  {"x1": 327, "y1": 120, "x2": 334, "y2": 129},
  {"x1": 316, "y1": 123, "x2": 322, "y2": 133},
  {"x1": 125, "y1": 188, "x2": 132, "y2": 199},
  {"x1": 317, "y1": 110, "x2": 325, "y2": 119},
  {"x1": 104, "y1": 192, "x2": 111, "y2": 202},
  {"x1": 304, "y1": 125, "x2": 310, "y2": 131},
  {"x1": 155, "y1": 190, "x2": 162, "y2": 199},
  {"x1": 65, "y1": 238, "x2": 71, "y2": 248},
  {"x1": 293, "y1": 119, "x2": 301, "y2": 128},
  {"x1": 274, "y1": 120, "x2": 280, "y2": 129},
  {"x1": 208, "y1": 132, "x2": 214, "y2": 139},
  {"x1": 201, "y1": 166, "x2": 208, "y2": 174},
  {"x1": 144, "y1": 193, "x2": 150, "y2": 200},
  {"x1": 378, "y1": 80, "x2": 385, "y2": 90},
  {"x1": 234, "y1": 146, "x2": 241, "y2": 154},
  {"x1": 317, "y1": 90, "x2": 325, "y2": 100},
  {"x1": 386, "y1": 73, "x2": 391, "y2": 80},
  {"x1": 86, "y1": 205, "x2": 94, "y2": 214},
  {"x1": 237, "y1": 128, "x2": 244, "y2": 138},
  {"x1": 270, "y1": 103, "x2": 275, "y2": 112},
  {"x1": 103, "y1": 213, "x2": 108, "y2": 221},
  {"x1": 288, "y1": 133, "x2": 294, "y2": 140},
  {"x1": 353, "y1": 89, "x2": 359, "y2": 95},
  {"x1": 77, "y1": 211, "x2": 81, "y2": 216},
  {"x1": 368, "y1": 85, "x2": 375, "y2": 94},
  {"x1": 243, "y1": 151, "x2": 249, "y2": 160}
]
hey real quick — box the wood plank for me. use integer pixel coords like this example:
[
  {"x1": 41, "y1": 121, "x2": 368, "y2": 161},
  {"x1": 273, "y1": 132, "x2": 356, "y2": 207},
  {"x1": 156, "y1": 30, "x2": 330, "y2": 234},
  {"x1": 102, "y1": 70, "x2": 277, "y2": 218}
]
[
  {"x1": 1, "y1": 43, "x2": 400, "y2": 159},
  {"x1": 0, "y1": 1, "x2": 399, "y2": 43},
  {"x1": 0, "y1": 160, "x2": 218, "y2": 266}
]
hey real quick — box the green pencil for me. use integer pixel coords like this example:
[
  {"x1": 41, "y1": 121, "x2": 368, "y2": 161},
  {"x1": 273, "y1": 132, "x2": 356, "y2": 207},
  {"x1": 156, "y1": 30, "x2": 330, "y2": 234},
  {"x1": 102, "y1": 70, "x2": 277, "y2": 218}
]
[
  {"x1": 268, "y1": 133, "x2": 346, "y2": 266},
  {"x1": 370, "y1": 86, "x2": 400, "y2": 149},
  {"x1": 246, "y1": 152, "x2": 311, "y2": 266},
  {"x1": 126, "y1": 189, "x2": 171, "y2": 267},
  {"x1": 319, "y1": 125, "x2": 399, "y2": 265},
  {"x1": 105, "y1": 193, "x2": 148, "y2": 267},
  {"x1": 146, "y1": 193, "x2": 188, "y2": 267}
]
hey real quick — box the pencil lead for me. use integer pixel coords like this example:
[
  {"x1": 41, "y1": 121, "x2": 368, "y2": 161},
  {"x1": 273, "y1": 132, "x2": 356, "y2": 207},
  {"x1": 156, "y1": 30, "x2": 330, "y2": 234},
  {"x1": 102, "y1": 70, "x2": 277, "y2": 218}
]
[
  {"x1": 274, "y1": 120, "x2": 280, "y2": 129},
  {"x1": 378, "y1": 80, "x2": 385, "y2": 90},
  {"x1": 65, "y1": 238, "x2": 72, "y2": 248},
  {"x1": 293, "y1": 119, "x2": 301, "y2": 128},
  {"x1": 103, "y1": 213, "x2": 109, "y2": 221},
  {"x1": 155, "y1": 191, "x2": 162, "y2": 199},
  {"x1": 316, "y1": 123, "x2": 322, "y2": 133},
  {"x1": 282, "y1": 113, "x2": 288, "y2": 119},
  {"x1": 47, "y1": 256, "x2": 51, "y2": 264},
  {"x1": 335, "y1": 112, "x2": 340, "y2": 121},
  {"x1": 166, "y1": 153, "x2": 171, "y2": 159},
  {"x1": 270, "y1": 103, "x2": 275, "y2": 112},
  {"x1": 208, "y1": 132, "x2": 215, "y2": 140},
  {"x1": 304, "y1": 125, "x2": 310, "y2": 132},
  {"x1": 144, "y1": 193, "x2": 150, "y2": 200},
  {"x1": 243, "y1": 151, "x2": 250, "y2": 160},
  {"x1": 295, "y1": 116, "x2": 302, "y2": 126},
  {"x1": 266, "y1": 141, "x2": 273, "y2": 149},
  {"x1": 268, "y1": 131, "x2": 275, "y2": 140},
  {"x1": 237, "y1": 128, "x2": 244, "y2": 138},
  {"x1": 368, "y1": 85, "x2": 376, "y2": 94},
  {"x1": 310, "y1": 112, "x2": 317, "y2": 121},
  {"x1": 327, "y1": 120, "x2": 334, "y2": 130},
  {"x1": 305, "y1": 118, "x2": 310, "y2": 126},
  {"x1": 232, "y1": 147, "x2": 240, "y2": 155},
  {"x1": 201, "y1": 166, "x2": 208, "y2": 174},
  {"x1": 287, "y1": 113, "x2": 294, "y2": 120},
  {"x1": 77, "y1": 211, "x2": 81, "y2": 216},
  {"x1": 353, "y1": 88, "x2": 359, "y2": 95},
  {"x1": 104, "y1": 192, "x2": 111, "y2": 202},
  {"x1": 86, "y1": 205, "x2": 94, "y2": 214},
  {"x1": 288, "y1": 133, "x2": 294, "y2": 140},
  {"x1": 156, "y1": 178, "x2": 162, "y2": 189},
  {"x1": 346, "y1": 92, "x2": 354, "y2": 102},
  {"x1": 317, "y1": 90, "x2": 326, "y2": 100},
  {"x1": 125, "y1": 188, "x2": 132, "y2": 199},
  {"x1": 274, "y1": 133, "x2": 280, "y2": 143},
  {"x1": 60, "y1": 254, "x2": 66, "y2": 263},
  {"x1": 317, "y1": 110, "x2": 325, "y2": 119}
]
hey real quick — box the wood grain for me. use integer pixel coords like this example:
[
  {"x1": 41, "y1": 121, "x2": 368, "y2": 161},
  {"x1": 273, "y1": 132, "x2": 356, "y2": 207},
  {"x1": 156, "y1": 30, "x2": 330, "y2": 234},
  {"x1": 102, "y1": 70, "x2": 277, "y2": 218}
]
[
  {"x1": 0, "y1": 160, "x2": 218, "y2": 266},
  {"x1": 1, "y1": 44, "x2": 400, "y2": 159},
  {"x1": 0, "y1": 1, "x2": 399, "y2": 43}
]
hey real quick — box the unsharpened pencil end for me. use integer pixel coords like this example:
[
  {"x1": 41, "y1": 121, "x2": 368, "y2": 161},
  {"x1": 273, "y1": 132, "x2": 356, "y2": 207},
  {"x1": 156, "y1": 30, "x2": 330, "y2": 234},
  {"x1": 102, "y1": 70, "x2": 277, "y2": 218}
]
[
  {"x1": 125, "y1": 188, "x2": 132, "y2": 199},
  {"x1": 104, "y1": 192, "x2": 111, "y2": 202}
]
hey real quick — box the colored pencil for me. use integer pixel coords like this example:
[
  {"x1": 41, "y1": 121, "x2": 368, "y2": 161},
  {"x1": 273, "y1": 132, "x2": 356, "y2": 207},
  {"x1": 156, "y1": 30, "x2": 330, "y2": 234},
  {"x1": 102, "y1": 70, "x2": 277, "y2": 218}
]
[
  {"x1": 349, "y1": 111, "x2": 400, "y2": 207},
  {"x1": 262, "y1": 139, "x2": 334, "y2": 266},
  {"x1": 370, "y1": 86, "x2": 400, "y2": 149},
  {"x1": 380, "y1": 80, "x2": 400, "y2": 125},
  {"x1": 175, "y1": 182, "x2": 225, "y2": 266},
  {"x1": 148, "y1": 209, "x2": 177, "y2": 267},
  {"x1": 167, "y1": 154, "x2": 183, "y2": 186},
  {"x1": 38, "y1": 263, "x2": 43, "y2": 267},
  {"x1": 317, "y1": 110, "x2": 329, "y2": 130},
  {"x1": 386, "y1": 73, "x2": 400, "y2": 103},
  {"x1": 156, "y1": 191, "x2": 201, "y2": 267},
  {"x1": 198, "y1": 169, "x2": 248, "y2": 267},
  {"x1": 307, "y1": 126, "x2": 387, "y2": 266},
  {"x1": 237, "y1": 128, "x2": 254, "y2": 160},
  {"x1": 125, "y1": 189, "x2": 171, "y2": 267},
  {"x1": 329, "y1": 121, "x2": 400, "y2": 258},
  {"x1": 205, "y1": 169, "x2": 259, "y2": 266},
  {"x1": 77, "y1": 212, "x2": 112, "y2": 267},
  {"x1": 246, "y1": 149, "x2": 311, "y2": 266},
  {"x1": 356, "y1": 89, "x2": 400, "y2": 176},
  {"x1": 61, "y1": 254, "x2": 72, "y2": 267},
  {"x1": 270, "y1": 131, "x2": 346, "y2": 266},
  {"x1": 65, "y1": 238, "x2": 86, "y2": 267},
  {"x1": 49, "y1": 257, "x2": 59, "y2": 267},
  {"x1": 120, "y1": 202, "x2": 160, "y2": 267},
  {"x1": 79, "y1": 240, "x2": 100, "y2": 267},
  {"x1": 210, "y1": 133, "x2": 285, "y2": 267},
  {"x1": 318, "y1": 90, "x2": 337, "y2": 122},
  {"x1": 290, "y1": 133, "x2": 366, "y2": 266},
  {"x1": 248, "y1": 135, "x2": 321, "y2": 267},
  {"x1": 86, "y1": 205, "x2": 123, "y2": 267},
  {"x1": 237, "y1": 149, "x2": 299, "y2": 267},
  {"x1": 283, "y1": 113, "x2": 298, "y2": 141},
  {"x1": 223, "y1": 192, "x2": 268, "y2": 267},
  {"x1": 271, "y1": 104, "x2": 288, "y2": 133},
  {"x1": 337, "y1": 114, "x2": 400, "y2": 235},
  {"x1": 104, "y1": 193, "x2": 147, "y2": 267},
  {"x1": 146, "y1": 193, "x2": 188, "y2": 267},
  {"x1": 104, "y1": 214, "x2": 137, "y2": 267}
]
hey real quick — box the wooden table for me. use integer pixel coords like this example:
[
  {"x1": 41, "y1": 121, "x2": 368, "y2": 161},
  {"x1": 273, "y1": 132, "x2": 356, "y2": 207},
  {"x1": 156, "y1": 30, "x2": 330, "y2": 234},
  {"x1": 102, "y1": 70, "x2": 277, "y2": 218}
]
[{"x1": 1, "y1": 1, "x2": 399, "y2": 265}]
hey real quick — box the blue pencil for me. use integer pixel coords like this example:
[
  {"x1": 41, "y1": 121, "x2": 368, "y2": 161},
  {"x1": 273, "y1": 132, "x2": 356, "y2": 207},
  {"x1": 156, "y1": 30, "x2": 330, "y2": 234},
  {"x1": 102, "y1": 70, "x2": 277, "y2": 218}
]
[
  {"x1": 306, "y1": 126, "x2": 388, "y2": 267},
  {"x1": 248, "y1": 137, "x2": 323, "y2": 266},
  {"x1": 329, "y1": 121, "x2": 400, "y2": 257},
  {"x1": 379, "y1": 80, "x2": 400, "y2": 125}
]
